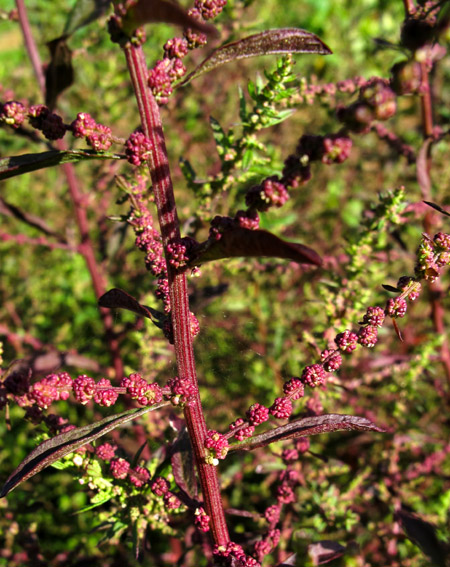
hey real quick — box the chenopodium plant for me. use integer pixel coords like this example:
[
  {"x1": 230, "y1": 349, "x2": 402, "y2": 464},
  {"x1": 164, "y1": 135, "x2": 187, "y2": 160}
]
[{"x1": 1, "y1": 1, "x2": 450, "y2": 565}]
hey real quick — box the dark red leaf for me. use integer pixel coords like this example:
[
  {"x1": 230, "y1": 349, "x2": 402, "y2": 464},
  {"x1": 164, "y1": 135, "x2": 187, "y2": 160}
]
[
  {"x1": 395, "y1": 508, "x2": 449, "y2": 567},
  {"x1": 229, "y1": 414, "x2": 385, "y2": 452},
  {"x1": 188, "y1": 228, "x2": 322, "y2": 267},
  {"x1": 170, "y1": 426, "x2": 198, "y2": 502},
  {"x1": 1, "y1": 403, "x2": 167, "y2": 497},
  {"x1": 181, "y1": 28, "x2": 332, "y2": 85},
  {"x1": 98, "y1": 288, "x2": 165, "y2": 325},
  {"x1": 392, "y1": 318, "x2": 404, "y2": 342}
]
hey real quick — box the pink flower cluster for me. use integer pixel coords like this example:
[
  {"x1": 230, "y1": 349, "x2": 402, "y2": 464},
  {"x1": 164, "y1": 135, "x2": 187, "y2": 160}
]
[
  {"x1": 71, "y1": 112, "x2": 113, "y2": 151},
  {"x1": 120, "y1": 373, "x2": 163, "y2": 406}
]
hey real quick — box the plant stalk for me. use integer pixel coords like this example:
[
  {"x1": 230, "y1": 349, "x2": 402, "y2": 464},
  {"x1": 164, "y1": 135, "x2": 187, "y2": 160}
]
[{"x1": 123, "y1": 41, "x2": 230, "y2": 546}]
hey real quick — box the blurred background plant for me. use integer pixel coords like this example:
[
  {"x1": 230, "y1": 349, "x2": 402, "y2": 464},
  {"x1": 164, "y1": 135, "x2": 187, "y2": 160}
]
[{"x1": 0, "y1": 0, "x2": 449, "y2": 566}]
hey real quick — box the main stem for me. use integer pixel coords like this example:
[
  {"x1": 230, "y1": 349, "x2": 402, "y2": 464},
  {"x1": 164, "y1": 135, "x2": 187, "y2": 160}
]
[{"x1": 123, "y1": 41, "x2": 230, "y2": 546}]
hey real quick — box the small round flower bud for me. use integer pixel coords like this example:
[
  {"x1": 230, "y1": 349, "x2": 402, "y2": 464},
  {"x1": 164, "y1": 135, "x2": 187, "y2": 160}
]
[
  {"x1": 194, "y1": 507, "x2": 211, "y2": 532},
  {"x1": 283, "y1": 377, "x2": 305, "y2": 400},
  {"x1": 320, "y1": 349, "x2": 343, "y2": 372},
  {"x1": 269, "y1": 397, "x2": 293, "y2": 419},
  {"x1": 110, "y1": 457, "x2": 130, "y2": 479},
  {"x1": 0, "y1": 101, "x2": 26, "y2": 128},
  {"x1": 296, "y1": 437, "x2": 310, "y2": 453},
  {"x1": 335, "y1": 330, "x2": 359, "y2": 353},
  {"x1": 73, "y1": 375, "x2": 96, "y2": 404},
  {"x1": 434, "y1": 232, "x2": 450, "y2": 251},
  {"x1": 95, "y1": 443, "x2": 117, "y2": 460},
  {"x1": 277, "y1": 483, "x2": 295, "y2": 504},
  {"x1": 129, "y1": 465, "x2": 150, "y2": 488},
  {"x1": 386, "y1": 297, "x2": 407, "y2": 318},
  {"x1": 281, "y1": 448, "x2": 299, "y2": 462},
  {"x1": 264, "y1": 504, "x2": 281, "y2": 525},
  {"x1": 93, "y1": 378, "x2": 119, "y2": 407},
  {"x1": 204, "y1": 430, "x2": 229, "y2": 463},
  {"x1": 362, "y1": 306, "x2": 385, "y2": 327},
  {"x1": 150, "y1": 476, "x2": 169, "y2": 496},
  {"x1": 357, "y1": 325, "x2": 378, "y2": 347},
  {"x1": 125, "y1": 131, "x2": 152, "y2": 166},
  {"x1": 164, "y1": 491, "x2": 181, "y2": 509},
  {"x1": 246, "y1": 403, "x2": 269, "y2": 426},
  {"x1": 301, "y1": 364, "x2": 326, "y2": 387},
  {"x1": 229, "y1": 418, "x2": 255, "y2": 441}
]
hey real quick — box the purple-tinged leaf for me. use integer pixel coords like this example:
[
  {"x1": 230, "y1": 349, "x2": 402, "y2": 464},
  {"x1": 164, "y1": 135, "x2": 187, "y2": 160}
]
[
  {"x1": 423, "y1": 200, "x2": 450, "y2": 217},
  {"x1": 275, "y1": 554, "x2": 297, "y2": 566},
  {"x1": 1, "y1": 403, "x2": 168, "y2": 498},
  {"x1": 0, "y1": 149, "x2": 124, "y2": 182},
  {"x1": 99, "y1": 288, "x2": 166, "y2": 326},
  {"x1": 188, "y1": 228, "x2": 322, "y2": 267},
  {"x1": 308, "y1": 541, "x2": 347, "y2": 565},
  {"x1": 180, "y1": 28, "x2": 332, "y2": 86},
  {"x1": 395, "y1": 508, "x2": 449, "y2": 567},
  {"x1": 229, "y1": 414, "x2": 385, "y2": 452}
]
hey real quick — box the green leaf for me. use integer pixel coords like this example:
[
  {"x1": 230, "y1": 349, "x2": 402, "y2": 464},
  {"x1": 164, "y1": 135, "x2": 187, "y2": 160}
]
[
  {"x1": 0, "y1": 149, "x2": 125, "y2": 182},
  {"x1": 1, "y1": 403, "x2": 168, "y2": 497},
  {"x1": 180, "y1": 28, "x2": 332, "y2": 86}
]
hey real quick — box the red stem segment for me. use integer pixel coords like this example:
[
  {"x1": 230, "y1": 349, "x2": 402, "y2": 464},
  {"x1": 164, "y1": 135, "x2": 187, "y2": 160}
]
[
  {"x1": 123, "y1": 42, "x2": 230, "y2": 546},
  {"x1": 15, "y1": 0, "x2": 45, "y2": 93}
]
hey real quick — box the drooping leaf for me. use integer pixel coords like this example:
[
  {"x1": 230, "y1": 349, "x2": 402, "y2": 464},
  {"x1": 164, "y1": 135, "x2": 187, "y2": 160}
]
[
  {"x1": 45, "y1": 36, "x2": 74, "y2": 110},
  {"x1": 170, "y1": 426, "x2": 198, "y2": 502},
  {"x1": 98, "y1": 288, "x2": 166, "y2": 328},
  {"x1": 0, "y1": 403, "x2": 168, "y2": 497},
  {"x1": 229, "y1": 414, "x2": 385, "y2": 452},
  {"x1": 180, "y1": 28, "x2": 332, "y2": 86},
  {"x1": 395, "y1": 508, "x2": 449, "y2": 567},
  {"x1": 423, "y1": 200, "x2": 450, "y2": 217},
  {"x1": 0, "y1": 149, "x2": 125, "y2": 181},
  {"x1": 187, "y1": 228, "x2": 322, "y2": 267}
]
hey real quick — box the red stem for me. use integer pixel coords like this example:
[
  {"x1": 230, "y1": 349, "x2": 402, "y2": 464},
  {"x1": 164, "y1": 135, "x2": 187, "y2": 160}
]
[
  {"x1": 123, "y1": 41, "x2": 230, "y2": 546},
  {"x1": 15, "y1": 0, "x2": 46, "y2": 94},
  {"x1": 418, "y1": 55, "x2": 450, "y2": 389}
]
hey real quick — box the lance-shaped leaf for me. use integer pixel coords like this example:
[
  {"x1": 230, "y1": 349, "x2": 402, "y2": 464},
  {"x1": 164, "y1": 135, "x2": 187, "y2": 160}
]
[
  {"x1": 1, "y1": 403, "x2": 168, "y2": 497},
  {"x1": 423, "y1": 200, "x2": 450, "y2": 218},
  {"x1": 395, "y1": 508, "x2": 449, "y2": 567},
  {"x1": 180, "y1": 28, "x2": 332, "y2": 86},
  {"x1": 0, "y1": 149, "x2": 125, "y2": 182},
  {"x1": 228, "y1": 414, "x2": 385, "y2": 452},
  {"x1": 99, "y1": 288, "x2": 166, "y2": 328},
  {"x1": 308, "y1": 541, "x2": 347, "y2": 566},
  {"x1": 187, "y1": 228, "x2": 322, "y2": 267}
]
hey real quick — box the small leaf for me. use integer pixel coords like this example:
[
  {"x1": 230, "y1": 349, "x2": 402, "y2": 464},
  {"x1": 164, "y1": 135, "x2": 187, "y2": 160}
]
[
  {"x1": 170, "y1": 427, "x2": 198, "y2": 501},
  {"x1": 180, "y1": 28, "x2": 332, "y2": 86},
  {"x1": 188, "y1": 228, "x2": 322, "y2": 267},
  {"x1": 382, "y1": 284, "x2": 400, "y2": 293},
  {"x1": 45, "y1": 36, "x2": 74, "y2": 110},
  {"x1": 423, "y1": 200, "x2": 450, "y2": 217},
  {"x1": 395, "y1": 508, "x2": 449, "y2": 567},
  {"x1": 1, "y1": 403, "x2": 168, "y2": 497},
  {"x1": 229, "y1": 414, "x2": 385, "y2": 452},
  {"x1": 99, "y1": 288, "x2": 166, "y2": 326},
  {"x1": 392, "y1": 318, "x2": 404, "y2": 342},
  {"x1": 0, "y1": 150, "x2": 125, "y2": 181}
]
